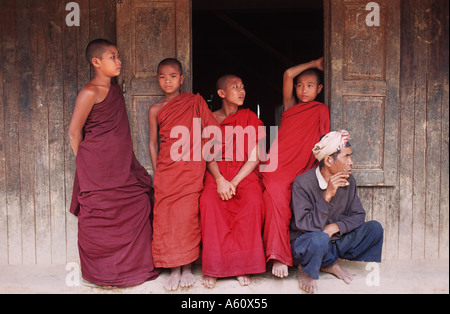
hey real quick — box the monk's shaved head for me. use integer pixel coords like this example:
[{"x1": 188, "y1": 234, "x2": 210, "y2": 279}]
[
  {"x1": 86, "y1": 39, "x2": 116, "y2": 66},
  {"x1": 157, "y1": 58, "x2": 183, "y2": 75},
  {"x1": 216, "y1": 74, "x2": 241, "y2": 91},
  {"x1": 296, "y1": 69, "x2": 322, "y2": 85}
]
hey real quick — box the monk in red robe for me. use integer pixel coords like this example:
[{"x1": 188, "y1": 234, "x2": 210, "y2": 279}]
[
  {"x1": 68, "y1": 39, "x2": 159, "y2": 287},
  {"x1": 199, "y1": 75, "x2": 266, "y2": 288},
  {"x1": 262, "y1": 58, "x2": 330, "y2": 278},
  {"x1": 149, "y1": 58, "x2": 219, "y2": 290}
]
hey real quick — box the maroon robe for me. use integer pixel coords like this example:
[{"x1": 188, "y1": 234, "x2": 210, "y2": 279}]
[
  {"x1": 70, "y1": 83, "x2": 159, "y2": 287},
  {"x1": 262, "y1": 101, "x2": 330, "y2": 266},
  {"x1": 200, "y1": 109, "x2": 266, "y2": 277},
  {"x1": 152, "y1": 92, "x2": 219, "y2": 268}
]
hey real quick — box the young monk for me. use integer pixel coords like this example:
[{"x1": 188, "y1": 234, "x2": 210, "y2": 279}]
[
  {"x1": 68, "y1": 39, "x2": 159, "y2": 287},
  {"x1": 149, "y1": 58, "x2": 219, "y2": 290},
  {"x1": 199, "y1": 75, "x2": 266, "y2": 288},
  {"x1": 262, "y1": 57, "x2": 330, "y2": 278}
]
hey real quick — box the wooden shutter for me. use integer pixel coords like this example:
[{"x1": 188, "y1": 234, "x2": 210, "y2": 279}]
[
  {"x1": 116, "y1": 0, "x2": 192, "y2": 173},
  {"x1": 325, "y1": 0, "x2": 400, "y2": 186}
]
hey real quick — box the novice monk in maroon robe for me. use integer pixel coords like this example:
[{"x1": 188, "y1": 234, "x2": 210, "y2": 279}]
[
  {"x1": 262, "y1": 58, "x2": 330, "y2": 278},
  {"x1": 68, "y1": 39, "x2": 159, "y2": 287},
  {"x1": 149, "y1": 58, "x2": 220, "y2": 291},
  {"x1": 200, "y1": 75, "x2": 266, "y2": 288}
]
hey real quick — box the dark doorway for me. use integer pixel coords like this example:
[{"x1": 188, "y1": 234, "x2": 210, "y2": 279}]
[{"x1": 192, "y1": 0, "x2": 324, "y2": 127}]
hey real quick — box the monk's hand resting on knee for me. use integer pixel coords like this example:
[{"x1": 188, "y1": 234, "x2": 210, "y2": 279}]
[{"x1": 216, "y1": 177, "x2": 236, "y2": 201}]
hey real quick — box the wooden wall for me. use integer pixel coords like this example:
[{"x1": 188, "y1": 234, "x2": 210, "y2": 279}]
[
  {"x1": 396, "y1": 0, "x2": 449, "y2": 259},
  {"x1": 0, "y1": 0, "x2": 448, "y2": 264},
  {"x1": 357, "y1": 0, "x2": 449, "y2": 260},
  {"x1": 0, "y1": 0, "x2": 116, "y2": 264},
  {"x1": 326, "y1": 0, "x2": 448, "y2": 261}
]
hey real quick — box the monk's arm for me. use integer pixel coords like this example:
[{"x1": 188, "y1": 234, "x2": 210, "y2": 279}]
[
  {"x1": 230, "y1": 146, "x2": 259, "y2": 188},
  {"x1": 207, "y1": 160, "x2": 236, "y2": 201},
  {"x1": 68, "y1": 87, "x2": 96, "y2": 156},
  {"x1": 283, "y1": 57, "x2": 324, "y2": 111},
  {"x1": 148, "y1": 105, "x2": 160, "y2": 172}
]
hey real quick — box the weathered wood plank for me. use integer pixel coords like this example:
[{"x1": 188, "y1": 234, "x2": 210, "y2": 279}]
[
  {"x1": 411, "y1": 0, "x2": 432, "y2": 259},
  {"x1": 428, "y1": 0, "x2": 449, "y2": 259},
  {"x1": 385, "y1": 186, "x2": 400, "y2": 260},
  {"x1": 372, "y1": 188, "x2": 387, "y2": 259},
  {"x1": 358, "y1": 187, "x2": 373, "y2": 220},
  {"x1": 45, "y1": 0, "x2": 67, "y2": 264},
  {"x1": 438, "y1": 0, "x2": 449, "y2": 259},
  {"x1": 89, "y1": 0, "x2": 117, "y2": 42},
  {"x1": 1, "y1": 0, "x2": 22, "y2": 265},
  {"x1": 63, "y1": 0, "x2": 82, "y2": 263},
  {"x1": 0, "y1": 1, "x2": 7, "y2": 265},
  {"x1": 17, "y1": 0, "x2": 37, "y2": 264},
  {"x1": 3, "y1": 0, "x2": 23, "y2": 265},
  {"x1": 398, "y1": 0, "x2": 416, "y2": 259},
  {"x1": 424, "y1": 4, "x2": 444, "y2": 257},
  {"x1": 30, "y1": 1, "x2": 52, "y2": 264},
  {"x1": 425, "y1": 78, "x2": 441, "y2": 260}
]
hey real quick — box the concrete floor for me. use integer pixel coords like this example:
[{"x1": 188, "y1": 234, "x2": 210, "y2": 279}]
[{"x1": 0, "y1": 259, "x2": 448, "y2": 294}]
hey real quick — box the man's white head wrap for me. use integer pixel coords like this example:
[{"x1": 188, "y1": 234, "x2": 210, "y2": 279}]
[{"x1": 312, "y1": 130, "x2": 350, "y2": 162}]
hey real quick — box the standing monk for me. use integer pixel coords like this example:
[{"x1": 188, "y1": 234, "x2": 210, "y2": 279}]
[
  {"x1": 262, "y1": 58, "x2": 330, "y2": 278},
  {"x1": 148, "y1": 58, "x2": 219, "y2": 290},
  {"x1": 68, "y1": 39, "x2": 159, "y2": 287},
  {"x1": 200, "y1": 75, "x2": 266, "y2": 288}
]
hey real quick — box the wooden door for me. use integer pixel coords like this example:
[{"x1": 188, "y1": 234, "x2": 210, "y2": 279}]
[
  {"x1": 116, "y1": 0, "x2": 192, "y2": 174},
  {"x1": 325, "y1": 0, "x2": 400, "y2": 186}
]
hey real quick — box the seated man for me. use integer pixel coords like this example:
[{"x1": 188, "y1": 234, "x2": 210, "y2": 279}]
[{"x1": 290, "y1": 130, "x2": 383, "y2": 293}]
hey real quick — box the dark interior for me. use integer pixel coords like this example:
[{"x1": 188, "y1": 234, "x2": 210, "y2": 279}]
[{"x1": 192, "y1": 0, "x2": 324, "y2": 127}]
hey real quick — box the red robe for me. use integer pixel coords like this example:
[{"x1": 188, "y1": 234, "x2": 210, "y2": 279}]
[
  {"x1": 70, "y1": 83, "x2": 159, "y2": 287},
  {"x1": 200, "y1": 109, "x2": 266, "y2": 277},
  {"x1": 152, "y1": 92, "x2": 219, "y2": 268},
  {"x1": 262, "y1": 101, "x2": 330, "y2": 266}
]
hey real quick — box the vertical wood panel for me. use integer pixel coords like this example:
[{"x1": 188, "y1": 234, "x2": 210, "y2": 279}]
[
  {"x1": 358, "y1": 187, "x2": 373, "y2": 220},
  {"x1": 31, "y1": 1, "x2": 52, "y2": 264},
  {"x1": 3, "y1": 0, "x2": 23, "y2": 265},
  {"x1": 385, "y1": 186, "x2": 399, "y2": 260},
  {"x1": 0, "y1": 1, "x2": 7, "y2": 264},
  {"x1": 329, "y1": 0, "x2": 400, "y2": 186},
  {"x1": 372, "y1": 188, "x2": 387, "y2": 258},
  {"x1": 438, "y1": 0, "x2": 449, "y2": 259},
  {"x1": 424, "y1": 0, "x2": 448, "y2": 259},
  {"x1": 62, "y1": 0, "x2": 81, "y2": 263},
  {"x1": 17, "y1": 0, "x2": 37, "y2": 264},
  {"x1": 398, "y1": 0, "x2": 416, "y2": 259},
  {"x1": 46, "y1": 0, "x2": 66, "y2": 264},
  {"x1": 117, "y1": 0, "x2": 192, "y2": 172},
  {"x1": 398, "y1": 0, "x2": 449, "y2": 259}
]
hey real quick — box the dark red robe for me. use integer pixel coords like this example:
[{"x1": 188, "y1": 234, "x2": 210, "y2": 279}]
[
  {"x1": 152, "y1": 92, "x2": 219, "y2": 268},
  {"x1": 200, "y1": 109, "x2": 266, "y2": 277},
  {"x1": 262, "y1": 101, "x2": 330, "y2": 266},
  {"x1": 70, "y1": 83, "x2": 159, "y2": 287}
]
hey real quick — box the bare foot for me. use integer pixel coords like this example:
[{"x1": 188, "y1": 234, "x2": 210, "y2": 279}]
[
  {"x1": 164, "y1": 267, "x2": 181, "y2": 291},
  {"x1": 237, "y1": 275, "x2": 252, "y2": 286},
  {"x1": 272, "y1": 260, "x2": 289, "y2": 278},
  {"x1": 321, "y1": 262, "x2": 353, "y2": 284},
  {"x1": 180, "y1": 264, "x2": 196, "y2": 288},
  {"x1": 200, "y1": 275, "x2": 217, "y2": 289},
  {"x1": 297, "y1": 266, "x2": 317, "y2": 293}
]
